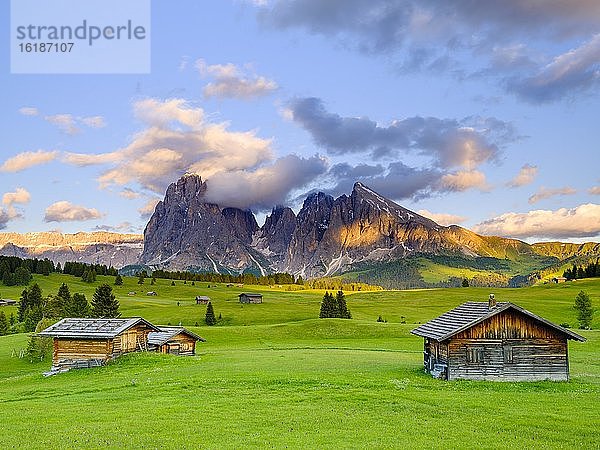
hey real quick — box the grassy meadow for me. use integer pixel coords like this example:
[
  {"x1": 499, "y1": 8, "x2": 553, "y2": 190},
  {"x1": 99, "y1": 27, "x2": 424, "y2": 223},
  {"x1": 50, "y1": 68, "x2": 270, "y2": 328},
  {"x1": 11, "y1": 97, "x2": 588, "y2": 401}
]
[{"x1": 1, "y1": 274, "x2": 599, "y2": 448}]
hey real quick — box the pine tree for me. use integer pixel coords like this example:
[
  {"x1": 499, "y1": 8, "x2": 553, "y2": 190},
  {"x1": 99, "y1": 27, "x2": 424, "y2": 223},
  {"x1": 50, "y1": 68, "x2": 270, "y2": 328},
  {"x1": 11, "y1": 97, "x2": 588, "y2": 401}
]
[
  {"x1": 462, "y1": 278, "x2": 469, "y2": 287},
  {"x1": 91, "y1": 284, "x2": 120, "y2": 318},
  {"x1": 137, "y1": 273, "x2": 145, "y2": 285},
  {"x1": 114, "y1": 274, "x2": 123, "y2": 286},
  {"x1": 17, "y1": 289, "x2": 28, "y2": 322},
  {"x1": 56, "y1": 283, "x2": 71, "y2": 316},
  {"x1": 319, "y1": 292, "x2": 337, "y2": 318},
  {"x1": 574, "y1": 290, "x2": 593, "y2": 329},
  {"x1": 0, "y1": 311, "x2": 8, "y2": 335},
  {"x1": 205, "y1": 301, "x2": 216, "y2": 326},
  {"x1": 336, "y1": 290, "x2": 352, "y2": 319},
  {"x1": 70, "y1": 293, "x2": 90, "y2": 318}
]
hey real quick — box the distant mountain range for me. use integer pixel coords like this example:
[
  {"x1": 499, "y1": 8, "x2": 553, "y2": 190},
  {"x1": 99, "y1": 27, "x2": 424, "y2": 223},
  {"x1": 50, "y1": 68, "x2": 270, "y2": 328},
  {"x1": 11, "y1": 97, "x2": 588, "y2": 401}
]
[{"x1": 2, "y1": 174, "x2": 598, "y2": 286}]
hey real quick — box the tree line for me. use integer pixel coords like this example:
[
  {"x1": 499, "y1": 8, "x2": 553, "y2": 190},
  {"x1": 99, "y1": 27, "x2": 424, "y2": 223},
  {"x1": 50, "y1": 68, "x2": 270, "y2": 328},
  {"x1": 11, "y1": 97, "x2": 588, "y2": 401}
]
[
  {"x1": 151, "y1": 269, "x2": 301, "y2": 286},
  {"x1": 563, "y1": 260, "x2": 600, "y2": 281}
]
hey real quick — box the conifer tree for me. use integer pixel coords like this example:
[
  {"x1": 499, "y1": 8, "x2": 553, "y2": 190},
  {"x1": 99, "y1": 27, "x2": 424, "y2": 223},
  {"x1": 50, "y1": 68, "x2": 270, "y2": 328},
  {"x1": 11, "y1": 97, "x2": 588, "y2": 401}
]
[
  {"x1": 574, "y1": 290, "x2": 593, "y2": 329},
  {"x1": 91, "y1": 284, "x2": 120, "y2": 318},
  {"x1": 114, "y1": 274, "x2": 123, "y2": 286},
  {"x1": 205, "y1": 301, "x2": 216, "y2": 326},
  {"x1": 335, "y1": 290, "x2": 352, "y2": 319},
  {"x1": 0, "y1": 311, "x2": 8, "y2": 335},
  {"x1": 70, "y1": 293, "x2": 90, "y2": 318},
  {"x1": 56, "y1": 283, "x2": 71, "y2": 316}
]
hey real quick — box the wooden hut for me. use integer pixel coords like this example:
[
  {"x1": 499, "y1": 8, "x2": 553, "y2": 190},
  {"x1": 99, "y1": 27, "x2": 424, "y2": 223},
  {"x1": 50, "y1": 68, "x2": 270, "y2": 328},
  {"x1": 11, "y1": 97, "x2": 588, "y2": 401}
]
[
  {"x1": 148, "y1": 326, "x2": 205, "y2": 355},
  {"x1": 195, "y1": 296, "x2": 211, "y2": 304},
  {"x1": 38, "y1": 317, "x2": 160, "y2": 371},
  {"x1": 411, "y1": 295, "x2": 586, "y2": 381},
  {"x1": 239, "y1": 293, "x2": 263, "y2": 304},
  {"x1": 0, "y1": 299, "x2": 17, "y2": 306}
]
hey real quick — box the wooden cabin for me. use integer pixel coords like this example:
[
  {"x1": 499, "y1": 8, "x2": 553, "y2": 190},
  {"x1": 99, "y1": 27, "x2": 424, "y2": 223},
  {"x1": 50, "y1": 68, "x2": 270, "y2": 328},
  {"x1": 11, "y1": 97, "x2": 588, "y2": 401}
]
[
  {"x1": 148, "y1": 326, "x2": 205, "y2": 355},
  {"x1": 38, "y1": 317, "x2": 160, "y2": 371},
  {"x1": 239, "y1": 293, "x2": 263, "y2": 304},
  {"x1": 552, "y1": 277, "x2": 567, "y2": 284},
  {"x1": 411, "y1": 295, "x2": 586, "y2": 381},
  {"x1": 195, "y1": 296, "x2": 211, "y2": 304},
  {"x1": 0, "y1": 299, "x2": 17, "y2": 306}
]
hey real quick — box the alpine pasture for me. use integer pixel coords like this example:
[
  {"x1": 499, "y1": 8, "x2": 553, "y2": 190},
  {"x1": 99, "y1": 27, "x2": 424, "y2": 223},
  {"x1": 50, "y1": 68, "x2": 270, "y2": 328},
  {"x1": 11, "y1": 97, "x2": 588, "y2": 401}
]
[{"x1": 1, "y1": 274, "x2": 599, "y2": 448}]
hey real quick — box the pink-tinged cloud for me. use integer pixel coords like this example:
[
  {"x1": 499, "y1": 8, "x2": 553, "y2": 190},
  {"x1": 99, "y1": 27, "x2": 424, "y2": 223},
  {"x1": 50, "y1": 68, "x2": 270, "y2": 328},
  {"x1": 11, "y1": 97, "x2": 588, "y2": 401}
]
[
  {"x1": 44, "y1": 201, "x2": 103, "y2": 222},
  {"x1": 528, "y1": 186, "x2": 576, "y2": 204},
  {"x1": 439, "y1": 170, "x2": 490, "y2": 192},
  {"x1": 473, "y1": 203, "x2": 600, "y2": 239},
  {"x1": 507, "y1": 164, "x2": 538, "y2": 187},
  {"x1": 19, "y1": 107, "x2": 39, "y2": 116},
  {"x1": 197, "y1": 60, "x2": 278, "y2": 99},
  {"x1": 589, "y1": 186, "x2": 600, "y2": 195},
  {"x1": 417, "y1": 209, "x2": 467, "y2": 226},
  {"x1": 138, "y1": 198, "x2": 161, "y2": 218},
  {"x1": 1, "y1": 150, "x2": 59, "y2": 172}
]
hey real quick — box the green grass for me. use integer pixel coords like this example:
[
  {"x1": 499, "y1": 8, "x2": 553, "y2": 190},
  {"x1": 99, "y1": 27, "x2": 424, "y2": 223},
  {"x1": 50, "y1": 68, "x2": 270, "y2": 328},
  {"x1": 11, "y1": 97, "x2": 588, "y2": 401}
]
[{"x1": 1, "y1": 274, "x2": 599, "y2": 448}]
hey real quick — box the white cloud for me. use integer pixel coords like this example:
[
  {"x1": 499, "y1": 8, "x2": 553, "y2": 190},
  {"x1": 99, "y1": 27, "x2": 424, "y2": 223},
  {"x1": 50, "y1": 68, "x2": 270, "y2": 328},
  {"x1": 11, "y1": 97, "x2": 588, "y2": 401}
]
[
  {"x1": 1, "y1": 150, "x2": 59, "y2": 172},
  {"x1": 138, "y1": 198, "x2": 161, "y2": 218},
  {"x1": 528, "y1": 186, "x2": 576, "y2": 204},
  {"x1": 417, "y1": 209, "x2": 467, "y2": 226},
  {"x1": 44, "y1": 201, "x2": 103, "y2": 222},
  {"x1": 93, "y1": 222, "x2": 141, "y2": 233},
  {"x1": 19, "y1": 107, "x2": 39, "y2": 116},
  {"x1": 473, "y1": 204, "x2": 600, "y2": 239},
  {"x1": 119, "y1": 188, "x2": 142, "y2": 199},
  {"x1": 81, "y1": 116, "x2": 107, "y2": 128},
  {"x1": 439, "y1": 170, "x2": 490, "y2": 192},
  {"x1": 2, "y1": 188, "x2": 31, "y2": 206},
  {"x1": 507, "y1": 164, "x2": 538, "y2": 188},
  {"x1": 197, "y1": 59, "x2": 278, "y2": 99},
  {"x1": 589, "y1": 186, "x2": 600, "y2": 195},
  {"x1": 45, "y1": 114, "x2": 80, "y2": 135}
]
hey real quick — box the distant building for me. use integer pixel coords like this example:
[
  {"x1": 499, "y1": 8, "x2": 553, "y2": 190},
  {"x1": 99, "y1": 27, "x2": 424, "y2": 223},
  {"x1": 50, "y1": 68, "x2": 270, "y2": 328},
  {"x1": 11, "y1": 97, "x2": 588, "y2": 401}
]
[
  {"x1": 146, "y1": 291, "x2": 158, "y2": 296},
  {"x1": 411, "y1": 294, "x2": 585, "y2": 381},
  {"x1": 552, "y1": 277, "x2": 567, "y2": 284},
  {"x1": 38, "y1": 317, "x2": 160, "y2": 372},
  {"x1": 238, "y1": 293, "x2": 263, "y2": 304},
  {"x1": 127, "y1": 292, "x2": 136, "y2": 296},
  {"x1": 148, "y1": 326, "x2": 205, "y2": 355},
  {"x1": 0, "y1": 299, "x2": 17, "y2": 306},
  {"x1": 195, "y1": 296, "x2": 211, "y2": 304}
]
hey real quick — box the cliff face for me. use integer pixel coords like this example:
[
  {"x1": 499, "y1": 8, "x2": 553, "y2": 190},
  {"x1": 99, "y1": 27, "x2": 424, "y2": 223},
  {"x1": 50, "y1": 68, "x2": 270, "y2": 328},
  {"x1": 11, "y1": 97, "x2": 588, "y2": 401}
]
[
  {"x1": 141, "y1": 175, "x2": 556, "y2": 277},
  {"x1": 0, "y1": 232, "x2": 143, "y2": 267}
]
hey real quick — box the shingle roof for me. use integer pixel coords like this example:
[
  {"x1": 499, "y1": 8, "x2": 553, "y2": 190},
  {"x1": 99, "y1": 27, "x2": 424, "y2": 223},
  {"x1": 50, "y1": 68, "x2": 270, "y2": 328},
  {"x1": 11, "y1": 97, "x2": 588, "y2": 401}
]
[
  {"x1": 37, "y1": 317, "x2": 160, "y2": 339},
  {"x1": 411, "y1": 302, "x2": 586, "y2": 342},
  {"x1": 148, "y1": 326, "x2": 205, "y2": 345}
]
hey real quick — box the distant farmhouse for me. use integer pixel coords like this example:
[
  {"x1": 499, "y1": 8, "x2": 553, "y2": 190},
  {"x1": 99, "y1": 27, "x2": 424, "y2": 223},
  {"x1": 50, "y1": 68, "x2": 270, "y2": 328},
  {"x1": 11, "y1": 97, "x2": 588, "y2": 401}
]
[
  {"x1": 38, "y1": 318, "x2": 204, "y2": 374},
  {"x1": 195, "y1": 296, "x2": 211, "y2": 305},
  {"x1": 239, "y1": 293, "x2": 263, "y2": 304},
  {"x1": 411, "y1": 295, "x2": 585, "y2": 381},
  {"x1": 0, "y1": 299, "x2": 17, "y2": 307},
  {"x1": 552, "y1": 277, "x2": 567, "y2": 284}
]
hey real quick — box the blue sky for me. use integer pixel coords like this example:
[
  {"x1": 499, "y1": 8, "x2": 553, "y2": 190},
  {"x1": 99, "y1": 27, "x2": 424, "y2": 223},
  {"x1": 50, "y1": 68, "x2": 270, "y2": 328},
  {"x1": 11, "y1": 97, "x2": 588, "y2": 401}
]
[{"x1": 1, "y1": 0, "x2": 599, "y2": 243}]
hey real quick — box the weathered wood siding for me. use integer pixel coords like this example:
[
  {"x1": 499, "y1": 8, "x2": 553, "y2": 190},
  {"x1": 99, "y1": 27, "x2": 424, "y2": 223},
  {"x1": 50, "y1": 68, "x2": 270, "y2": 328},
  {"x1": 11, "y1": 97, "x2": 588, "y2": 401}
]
[
  {"x1": 53, "y1": 338, "x2": 111, "y2": 365},
  {"x1": 159, "y1": 334, "x2": 196, "y2": 356},
  {"x1": 423, "y1": 338, "x2": 448, "y2": 374},
  {"x1": 446, "y1": 309, "x2": 569, "y2": 381},
  {"x1": 112, "y1": 322, "x2": 154, "y2": 357}
]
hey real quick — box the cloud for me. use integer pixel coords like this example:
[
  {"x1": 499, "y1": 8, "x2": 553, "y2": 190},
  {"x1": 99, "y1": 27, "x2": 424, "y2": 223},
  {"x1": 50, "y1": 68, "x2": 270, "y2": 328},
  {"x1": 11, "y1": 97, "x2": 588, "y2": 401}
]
[
  {"x1": 196, "y1": 59, "x2": 278, "y2": 99},
  {"x1": 417, "y1": 209, "x2": 467, "y2": 226},
  {"x1": 439, "y1": 170, "x2": 490, "y2": 192},
  {"x1": 528, "y1": 186, "x2": 576, "y2": 204},
  {"x1": 473, "y1": 203, "x2": 600, "y2": 239},
  {"x1": 2, "y1": 188, "x2": 31, "y2": 206},
  {"x1": 44, "y1": 201, "x2": 103, "y2": 222},
  {"x1": 93, "y1": 222, "x2": 141, "y2": 233},
  {"x1": 203, "y1": 154, "x2": 328, "y2": 210},
  {"x1": 288, "y1": 97, "x2": 514, "y2": 168},
  {"x1": 1, "y1": 150, "x2": 58, "y2": 172},
  {"x1": 0, "y1": 209, "x2": 12, "y2": 230},
  {"x1": 589, "y1": 186, "x2": 600, "y2": 195},
  {"x1": 138, "y1": 198, "x2": 161, "y2": 218},
  {"x1": 506, "y1": 34, "x2": 600, "y2": 103},
  {"x1": 19, "y1": 107, "x2": 39, "y2": 116},
  {"x1": 507, "y1": 164, "x2": 538, "y2": 188},
  {"x1": 257, "y1": 1, "x2": 600, "y2": 102},
  {"x1": 119, "y1": 188, "x2": 142, "y2": 199},
  {"x1": 44, "y1": 114, "x2": 107, "y2": 134}
]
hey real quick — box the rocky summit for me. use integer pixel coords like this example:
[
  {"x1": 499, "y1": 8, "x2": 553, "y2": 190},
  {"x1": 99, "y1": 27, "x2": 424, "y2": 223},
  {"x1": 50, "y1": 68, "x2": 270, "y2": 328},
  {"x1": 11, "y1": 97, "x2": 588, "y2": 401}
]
[{"x1": 141, "y1": 174, "x2": 541, "y2": 277}]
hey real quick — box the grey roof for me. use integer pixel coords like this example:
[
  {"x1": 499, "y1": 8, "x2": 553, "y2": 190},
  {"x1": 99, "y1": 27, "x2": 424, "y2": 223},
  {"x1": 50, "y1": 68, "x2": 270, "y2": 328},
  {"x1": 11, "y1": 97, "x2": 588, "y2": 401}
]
[
  {"x1": 195, "y1": 296, "x2": 211, "y2": 300},
  {"x1": 411, "y1": 302, "x2": 586, "y2": 342},
  {"x1": 148, "y1": 326, "x2": 205, "y2": 345},
  {"x1": 238, "y1": 293, "x2": 262, "y2": 297},
  {"x1": 37, "y1": 317, "x2": 160, "y2": 339}
]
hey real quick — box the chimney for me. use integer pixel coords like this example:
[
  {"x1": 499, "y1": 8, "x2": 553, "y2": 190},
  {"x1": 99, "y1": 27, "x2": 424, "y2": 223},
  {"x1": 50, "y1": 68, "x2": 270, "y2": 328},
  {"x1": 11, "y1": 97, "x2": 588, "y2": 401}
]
[{"x1": 488, "y1": 293, "x2": 496, "y2": 309}]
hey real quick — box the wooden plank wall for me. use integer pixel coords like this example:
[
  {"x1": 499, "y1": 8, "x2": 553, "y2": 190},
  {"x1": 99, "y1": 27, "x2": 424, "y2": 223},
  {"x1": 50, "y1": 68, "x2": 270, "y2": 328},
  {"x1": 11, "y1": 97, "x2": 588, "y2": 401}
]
[{"x1": 53, "y1": 338, "x2": 111, "y2": 365}]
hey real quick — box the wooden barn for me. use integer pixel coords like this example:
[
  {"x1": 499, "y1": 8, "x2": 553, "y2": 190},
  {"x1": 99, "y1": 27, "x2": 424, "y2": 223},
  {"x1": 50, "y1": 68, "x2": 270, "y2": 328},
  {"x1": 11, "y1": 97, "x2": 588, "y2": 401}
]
[
  {"x1": 239, "y1": 293, "x2": 263, "y2": 304},
  {"x1": 38, "y1": 317, "x2": 160, "y2": 371},
  {"x1": 148, "y1": 326, "x2": 205, "y2": 355},
  {"x1": 411, "y1": 295, "x2": 586, "y2": 381},
  {"x1": 195, "y1": 296, "x2": 211, "y2": 304}
]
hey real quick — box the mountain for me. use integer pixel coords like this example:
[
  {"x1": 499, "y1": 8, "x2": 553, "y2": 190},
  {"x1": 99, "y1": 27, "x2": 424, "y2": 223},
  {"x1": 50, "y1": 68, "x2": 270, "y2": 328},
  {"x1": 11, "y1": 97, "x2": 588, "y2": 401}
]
[
  {"x1": 142, "y1": 174, "x2": 575, "y2": 279},
  {"x1": 0, "y1": 232, "x2": 143, "y2": 267}
]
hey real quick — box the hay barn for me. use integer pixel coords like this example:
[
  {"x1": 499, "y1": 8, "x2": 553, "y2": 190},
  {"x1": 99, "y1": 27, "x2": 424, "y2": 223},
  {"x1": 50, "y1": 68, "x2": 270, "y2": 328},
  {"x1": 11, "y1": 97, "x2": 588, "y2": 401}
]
[
  {"x1": 148, "y1": 326, "x2": 205, "y2": 355},
  {"x1": 411, "y1": 295, "x2": 586, "y2": 381},
  {"x1": 239, "y1": 293, "x2": 263, "y2": 304}
]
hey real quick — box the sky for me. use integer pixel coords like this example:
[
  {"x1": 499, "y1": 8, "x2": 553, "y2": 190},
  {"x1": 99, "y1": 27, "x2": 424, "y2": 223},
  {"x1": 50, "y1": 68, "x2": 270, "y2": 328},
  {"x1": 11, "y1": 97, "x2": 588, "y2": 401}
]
[{"x1": 1, "y1": 0, "x2": 599, "y2": 243}]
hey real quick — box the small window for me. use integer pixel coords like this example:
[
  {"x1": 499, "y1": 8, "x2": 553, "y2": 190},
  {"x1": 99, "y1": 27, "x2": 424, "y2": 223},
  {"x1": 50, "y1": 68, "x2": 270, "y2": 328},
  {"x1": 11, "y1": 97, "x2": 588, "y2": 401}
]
[
  {"x1": 466, "y1": 347, "x2": 484, "y2": 364},
  {"x1": 503, "y1": 346, "x2": 514, "y2": 364}
]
